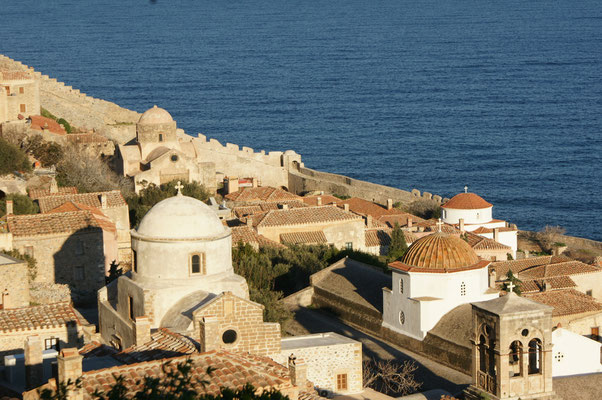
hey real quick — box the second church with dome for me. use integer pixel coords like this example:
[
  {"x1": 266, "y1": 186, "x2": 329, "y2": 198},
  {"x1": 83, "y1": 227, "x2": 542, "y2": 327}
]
[{"x1": 382, "y1": 226, "x2": 499, "y2": 340}]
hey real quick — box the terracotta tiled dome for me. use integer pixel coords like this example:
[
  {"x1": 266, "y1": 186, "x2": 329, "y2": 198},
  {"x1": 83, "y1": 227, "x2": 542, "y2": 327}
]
[
  {"x1": 441, "y1": 192, "x2": 492, "y2": 210},
  {"x1": 401, "y1": 232, "x2": 479, "y2": 271},
  {"x1": 138, "y1": 105, "x2": 174, "y2": 125}
]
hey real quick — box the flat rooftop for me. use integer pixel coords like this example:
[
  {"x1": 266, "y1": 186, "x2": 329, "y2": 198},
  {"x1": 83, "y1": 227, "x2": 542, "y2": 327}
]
[{"x1": 281, "y1": 332, "x2": 358, "y2": 350}]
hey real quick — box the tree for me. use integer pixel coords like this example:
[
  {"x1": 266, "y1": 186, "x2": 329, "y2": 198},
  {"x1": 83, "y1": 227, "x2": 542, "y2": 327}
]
[
  {"x1": 502, "y1": 269, "x2": 522, "y2": 296},
  {"x1": 106, "y1": 260, "x2": 123, "y2": 284},
  {"x1": 362, "y1": 358, "x2": 421, "y2": 396},
  {"x1": 388, "y1": 223, "x2": 408, "y2": 261},
  {"x1": 0, "y1": 193, "x2": 39, "y2": 216},
  {"x1": 0, "y1": 137, "x2": 31, "y2": 174},
  {"x1": 536, "y1": 225, "x2": 566, "y2": 254},
  {"x1": 406, "y1": 199, "x2": 441, "y2": 220},
  {"x1": 39, "y1": 359, "x2": 290, "y2": 400}
]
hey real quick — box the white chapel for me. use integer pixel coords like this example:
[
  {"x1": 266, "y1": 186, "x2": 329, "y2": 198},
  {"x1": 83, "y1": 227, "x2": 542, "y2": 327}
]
[{"x1": 382, "y1": 228, "x2": 499, "y2": 340}]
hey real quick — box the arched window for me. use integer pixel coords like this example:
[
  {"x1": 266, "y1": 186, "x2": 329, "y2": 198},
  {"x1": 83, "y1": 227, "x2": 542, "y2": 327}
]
[
  {"x1": 190, "y1": 253, "x2": 205, "y2": 275},
  {"x1": 528, "y1": 338, "x2": 542, "y2": 374},
  {"x1": 479, "y1": 334, "x2": 487, "y2": 373},
  {"x1": 460, "y1": 282, "x2": 466, "y2": 296},
  {"x1": 509, "y1": 340, "x2": 523, "y2": 377},
  {"x1": 399, "y1": 278, "x2": 404, "y2": 294}
]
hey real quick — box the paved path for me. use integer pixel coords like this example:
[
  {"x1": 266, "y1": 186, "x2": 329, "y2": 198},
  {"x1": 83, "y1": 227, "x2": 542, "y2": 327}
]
[{"x1": 289, "y1": 307, "x2": 471, "y2": 397}]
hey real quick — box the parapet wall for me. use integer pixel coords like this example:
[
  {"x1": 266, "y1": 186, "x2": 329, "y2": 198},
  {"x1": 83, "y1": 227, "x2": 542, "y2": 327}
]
[
  {"x1": 289, "y1": 166, "x2": 443, "y2": 206},
  {"x1": 0, "y1": 54, "x2": 139, "y2": 144}
]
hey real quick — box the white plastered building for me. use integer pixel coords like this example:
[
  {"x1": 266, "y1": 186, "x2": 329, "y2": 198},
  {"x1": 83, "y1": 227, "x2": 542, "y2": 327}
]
[
  {"x1": 441, "y1": 190, "x2": 518, "y2": 258},
  {"x1": 552, "y1": 328, "x2": 602, "y2": 377},
  {"x1": 382, "y1": 231, "x2": 499, "y2": 340}
]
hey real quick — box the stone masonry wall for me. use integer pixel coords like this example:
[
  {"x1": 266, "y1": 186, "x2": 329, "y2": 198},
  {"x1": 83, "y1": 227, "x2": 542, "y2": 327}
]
[
  {"x1": 0, "y1": 325, "x2": 82, "y2": 364},
  {"x1": 0, "y1": 258, "x2": 29, "y2": 308},
  {"x1": 273, "y1": 339, "x2": 363, "y2": 395}
]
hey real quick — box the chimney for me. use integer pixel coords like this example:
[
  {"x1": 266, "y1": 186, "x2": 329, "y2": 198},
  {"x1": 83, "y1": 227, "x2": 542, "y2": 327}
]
[
  {"x1": 50, "y1": 177, "x2": 58, "y2": 194},
  {"x1": 343, "y1": 204, "x2": 349, "y2": 212},
  {"x1": 489, "y1": 269, "x2": 496, "y2": 289},
  {"x1": 100, "y1": 194, "x2": 108, "y2": 209},
  {"x1": 278, "y1": 203, "x2": 289, "y2": 210},
  {"x1": 57, "y1": 348, "x2": 83, "y2": 386},
  {"x1": 25, "y1": 335, "x2": 44, "y2": 390},
  {"x1": 493, "y1": 228, "x2": 500, "y2": 242},
  {"x1": 246, "y1": 217, "x2": 253, "y2": 227},
  {"x1": 251, "y1": 177, "x2": 258, "y2": 188},
  {"x1": 459, "y1": 218, "x2": 464, "y2": 232},
  {"x1": 542, "y1": 281, "x2": 549, "y2": 292},
  {"x1": 366, "y1": 215, "x2": 373, "y2": 227},
  {"x1": 316, "y1": 196, "x2": 322, "y2": 206},
  {"x1": 6, "y1": 200, "x2": 13, "y2": 215},
  {"x1": 288, "y1": 354, "x2": 307, "y2": 389},
  {"x1": 386, "y1": 199, "x2": 393, "y2": 210},
  {"x1": 225, "y1": 177, "x2": 239, "y2": 194},
  {"x1": 407, "y1": 217, "x2": 413, "y2": 229},
  {"x1": 134, "y1": 316, "x2": 151, "y2": 346}
]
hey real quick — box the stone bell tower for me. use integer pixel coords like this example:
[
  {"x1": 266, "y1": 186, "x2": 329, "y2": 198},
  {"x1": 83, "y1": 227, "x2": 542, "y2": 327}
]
[{"x1": 464, "y1": 292, "x2": 559, "y2": 400}]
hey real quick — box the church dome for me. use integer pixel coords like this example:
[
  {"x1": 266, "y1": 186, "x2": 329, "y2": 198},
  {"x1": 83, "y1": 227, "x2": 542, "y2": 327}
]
[
  {"x1": 401, "y1": 232, "x2": 480, "y2": 271},
  {"x1": 135, "y1": 194, "x2": 227, "y2": 240},
  {"x1": 138, "y1": 105, "x2": 174, "y2": 125},
  {"x1": 441, "y1": 193, "x2": 492, "y2": 210}
]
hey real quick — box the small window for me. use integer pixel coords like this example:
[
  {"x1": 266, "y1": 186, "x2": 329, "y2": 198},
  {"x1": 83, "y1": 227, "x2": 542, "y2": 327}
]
[
  {"x1": 128, "y1": 296, "x2": 135, "y2": 321},
  {"x1": 399, "y1": 311, "x2": 405, "y2": 325},
  {"x1": 158, "y1": 133, "x2": 163, "y2": 142},
  {"x1": 476, "y1": 212, "x2": 480, "y2": 219},
  {"x1": 222, "y1": 329, "x2": 237, "y2": 344},
  {"x1": 24, "y1": 246, "x2": 34, "y2": 258},
  {"x1": 19, "y1": 87, "x2": 24, "y2": 94},
  {"x1": 592, "y1": 327, "x2": 600, "y2": 340},
  {"x1": 399, "y1": 278, "x2": 404, "y2": 294},
  {"x1": 336, "y1": 373, "x2": 348, "y2": 391},
  {"x1": 74, "y1": 266, "x2": 85, "y2": 281},
  {"x1": 460, "y1": 282, "x2": 466, "y2": 296},
  {"x1": 345, "y1": 242, "x2": 353, "y2": 250},
  {"x1": 132, "y1": 249, "x2": 138, "y2": 273},
  {"x1": 586, "y1": 290, "x2": 593, "y2": 297},
  {"x1": 190, "y1": 253, "x2": 205, "y2": 275},
  {"x1": 20, "y1": 104, "x2": 26, "y2": 112},
  {"x1": 44, "y1": 338, "x2": 59, "y2": 350},
  {"x1": 75, "y1": 240, "x2": 84, "y2": 255}
]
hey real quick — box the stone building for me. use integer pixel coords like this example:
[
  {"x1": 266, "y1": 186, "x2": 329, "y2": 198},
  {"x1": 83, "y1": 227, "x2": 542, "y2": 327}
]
[
  {"x1": 0, "y1": 252, "x2": 29, "y2": 310},
  {"x1": 0, "y1": 208, "x2": 113, "y2": 302},
  {"x1": 441, "y1": 190, "x2": 518, "y2": 257},
  {"x1": 98, "y1": 190, "x2": 363, "y2": 397},
  {"x1": 383, "y1": 230, "x2": 499, "y2": 340},
  {"x1": 36, "y1": 190, "x2": 131, "y2": 266},
  {"x1": 0, "y1": 70, "x2": 40, "y2": 122},
  {"x1": 465, "y1": 293, "x2": 557, "y2": 400}
]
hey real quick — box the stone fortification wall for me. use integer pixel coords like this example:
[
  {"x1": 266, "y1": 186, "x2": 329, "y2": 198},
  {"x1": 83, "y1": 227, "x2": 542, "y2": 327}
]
[
  {"x1": 311, "y1": 286, "x2": 471, "y2": 375},
  {"x1": 289, "y1": 166, "x2": 443, "y2": 207},
  {"x1": 191, "y1": 134, "x2": 301, "y2": 189},
  {"x1": 0, "y1": 258, "x2": 29, "y2": 309},
  {"x1": 0, "y1": 54, "x2": 139, "y2": 144}
]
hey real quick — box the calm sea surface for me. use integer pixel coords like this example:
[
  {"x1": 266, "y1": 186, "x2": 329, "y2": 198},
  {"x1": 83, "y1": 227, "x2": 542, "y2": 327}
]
[{"x1": 1, "y1": 0, "x2": 601, "y2": 240}]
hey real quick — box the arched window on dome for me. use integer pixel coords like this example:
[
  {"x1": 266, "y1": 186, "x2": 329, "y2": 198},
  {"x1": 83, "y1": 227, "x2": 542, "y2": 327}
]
[{"x1": 190, "y1": 253, "x2": 206, "y2": 275}]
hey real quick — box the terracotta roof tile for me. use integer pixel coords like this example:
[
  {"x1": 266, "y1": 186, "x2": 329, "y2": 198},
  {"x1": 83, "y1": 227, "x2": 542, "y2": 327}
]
[
  {"x1": 0, "y1": 70, "x2": 32, "y2": 80},
  {"x1": 47, "y1": 201, "x2": 116, "y2": 232},
  {"x1": 471, "y1": 226, "x2": 516, "y2": 234},
  {"x1": 280, "y1": 231, "x2": 327, "y2": 245},
  {"x1": 255, "y1": 205, "x2": 362, "y2": 227},
  {"x1": 525, "y1": 289, "x2": 602, "y2": 317},
  {"x1": 29, "y1": 115, "x2": 67, "y2": 135},
  {"x1": 441, "y1": 192, "x2": 492, "y2": 209},
  {"x1": 232, "y1": 201, "x2": 307, "y2": 218},
  {"x1": 491, "y1": 255, "x2": 574, "y2": 280},
  {"x1": 378, "y1": 213, "x2": 426, "y2": 228},
  {"x1": 28, "y1": 186, "x2": 78, "y2": 200},
  {"x1": 7, "y1": 210, "x2": 106, "y2": 237},
  {"x1": 301, "y1": 195, "x2": 340, "y2": 207},
  {"x1": 365, "y1": 229, "x2": 417, "y2": 247},
  {"x1": 465, "y1": 231, "x2": 511, "y2": 251},
  {"x1": 0, "y1": 302, "x2": 80, "y2": 332},
  {"x1": 230, "y1": 226, "x2": 284, "y2": 248},
  {"x1": 336, "y1": 197, "x2": 408, "y2": 219},
  {"x1": 518, "y1": 276, "x2": 577, "y2": 294},
  {"x1": 115, "y1": 328, "x2": 197, "y2": 364},
  {"x1": 518, "y1": 261, "x2": 602, "y2": 279},
  {"x1": 37, "y1": 190, "x2": 126, "y2": 213},
  {"x1": 225, "y1": 187, "x2": 301, "y2": 203}
]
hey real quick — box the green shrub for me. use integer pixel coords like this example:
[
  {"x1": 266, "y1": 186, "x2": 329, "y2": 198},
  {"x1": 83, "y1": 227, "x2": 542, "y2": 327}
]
[
  {"x1": 0, "y1": 138, "x2": 32, "y2": 174},
  {"x1": 40, "y1": 107, "x2": 57, "y2": 120},
  {"x1": 387, "y1": 223, "x2": 408, "y2": 261},
  {"x1": 0, "y1": 193, "x2": 39, "y2": 216},
  {"x1": 56, "y1": 118, "x2": 73, "y2": 134}
]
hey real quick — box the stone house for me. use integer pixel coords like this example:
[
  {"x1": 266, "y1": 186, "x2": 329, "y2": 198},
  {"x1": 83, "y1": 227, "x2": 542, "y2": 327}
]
[
  {"x1": 1, "y1": 209, "x2": 113, "y2": 302},
  {"x1": 0, "y1": 252, "x2": 29, "y2": 310},
  {"x1": 0, "y1": 302, "x2": 83, "y2": 361},
  {"x1": 0, "y1": 70, "x2": 40, "y2": 122},
  {"x1": 225, "y1": 186, "x2": 302, "y2": 204},
  {"x1": 36, "y1": 190, "x2": 131, "y2": 266}
]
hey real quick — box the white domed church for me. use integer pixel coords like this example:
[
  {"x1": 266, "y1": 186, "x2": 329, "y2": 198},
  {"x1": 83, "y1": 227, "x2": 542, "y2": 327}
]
[{"x1": 98, "y1": 188, "x2": 249, "y2": 348}]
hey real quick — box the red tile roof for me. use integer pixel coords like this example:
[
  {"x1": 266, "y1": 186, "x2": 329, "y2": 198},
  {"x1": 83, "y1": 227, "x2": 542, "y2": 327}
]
[
  {"x1": 7, "y1": 210, "x2": 106, "y2": 237},
  {"x1": 253, "y1": 205, "x2": 362, "y2": 228},
  {"x1": 0, "y1": 302, "x2": 81, "y2": 332},
  {"x1": 378, "y1": 213, "x2": 425, "y2": 228},
  {"x1": 115, "y1": 328, "x2": 197, "y2": 364},
  {"x1": 301, "y1": 195, "x2": 340, "y2": 206},
  {"x1": 47, "y1": 201, "x2": 116, "y2": 232},
  {"x1": 280, "y1": 231, "x2": 328, "y2": 245},
  {"x1": 29, "y1": 115, "x2": 67, "y2": 135},
  {"x1": 232, "y1": 201, "x2": 307, "y2": 218},
  {"x1": 472, "y1": 226, "x2": 516, "y2": 234},
  {"x1": 28, "y1": 186, "x2": 78, "y2": 200},
  {"x1": 225, "y1": 186, "x2": 301, "y2": 203},
  {"x1": 441, "y1": 193, "x2": 492, "y2": 209},
  {"x1": 230, "y1": 226, "x2": 284, "y2": 248},
  {"x1": 465, "y1": 231, "x2": 511, "y2": 251},
  {"x1": 365, "y1": 229, "x2": 418, "y2": 247},
  {"x1": 0, "y1": 70, "x2": 32, "y2": 80},
  {"x1": 518, "y1": 276, "x2": 577, "y2": 294},
  {"x1": 491, "y1": 255, "x2": 574, "y2": 280},
  {"x1": 37, "y1": 190, "x2": 126, "y2": 213},
  {"x1": 336, "y1": 197, "x2": 407, "y2": 219},
  {"x1": 518, "y1": 261, "x2": 602, "y2": 280},
  {"x1": 526, "y1": 289, "x2": 602, "y2": 317}
]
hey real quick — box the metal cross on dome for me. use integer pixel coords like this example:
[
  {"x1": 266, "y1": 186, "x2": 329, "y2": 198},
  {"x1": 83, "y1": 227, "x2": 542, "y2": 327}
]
[
  {"x1": 464, "y1": 185, "x2": 468, "y2": 193},
  {"x1": 175, "y1": 181, "x2": 184, "y2": 196},
  {"x1": 436, "y1": 218, "x2": 443, "y2": 232}
]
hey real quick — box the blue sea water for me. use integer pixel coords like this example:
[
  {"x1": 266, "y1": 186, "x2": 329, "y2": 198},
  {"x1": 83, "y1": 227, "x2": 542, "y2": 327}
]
[{"x1": 1, "y1": 0, "x2": 601, "y2": 240}]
